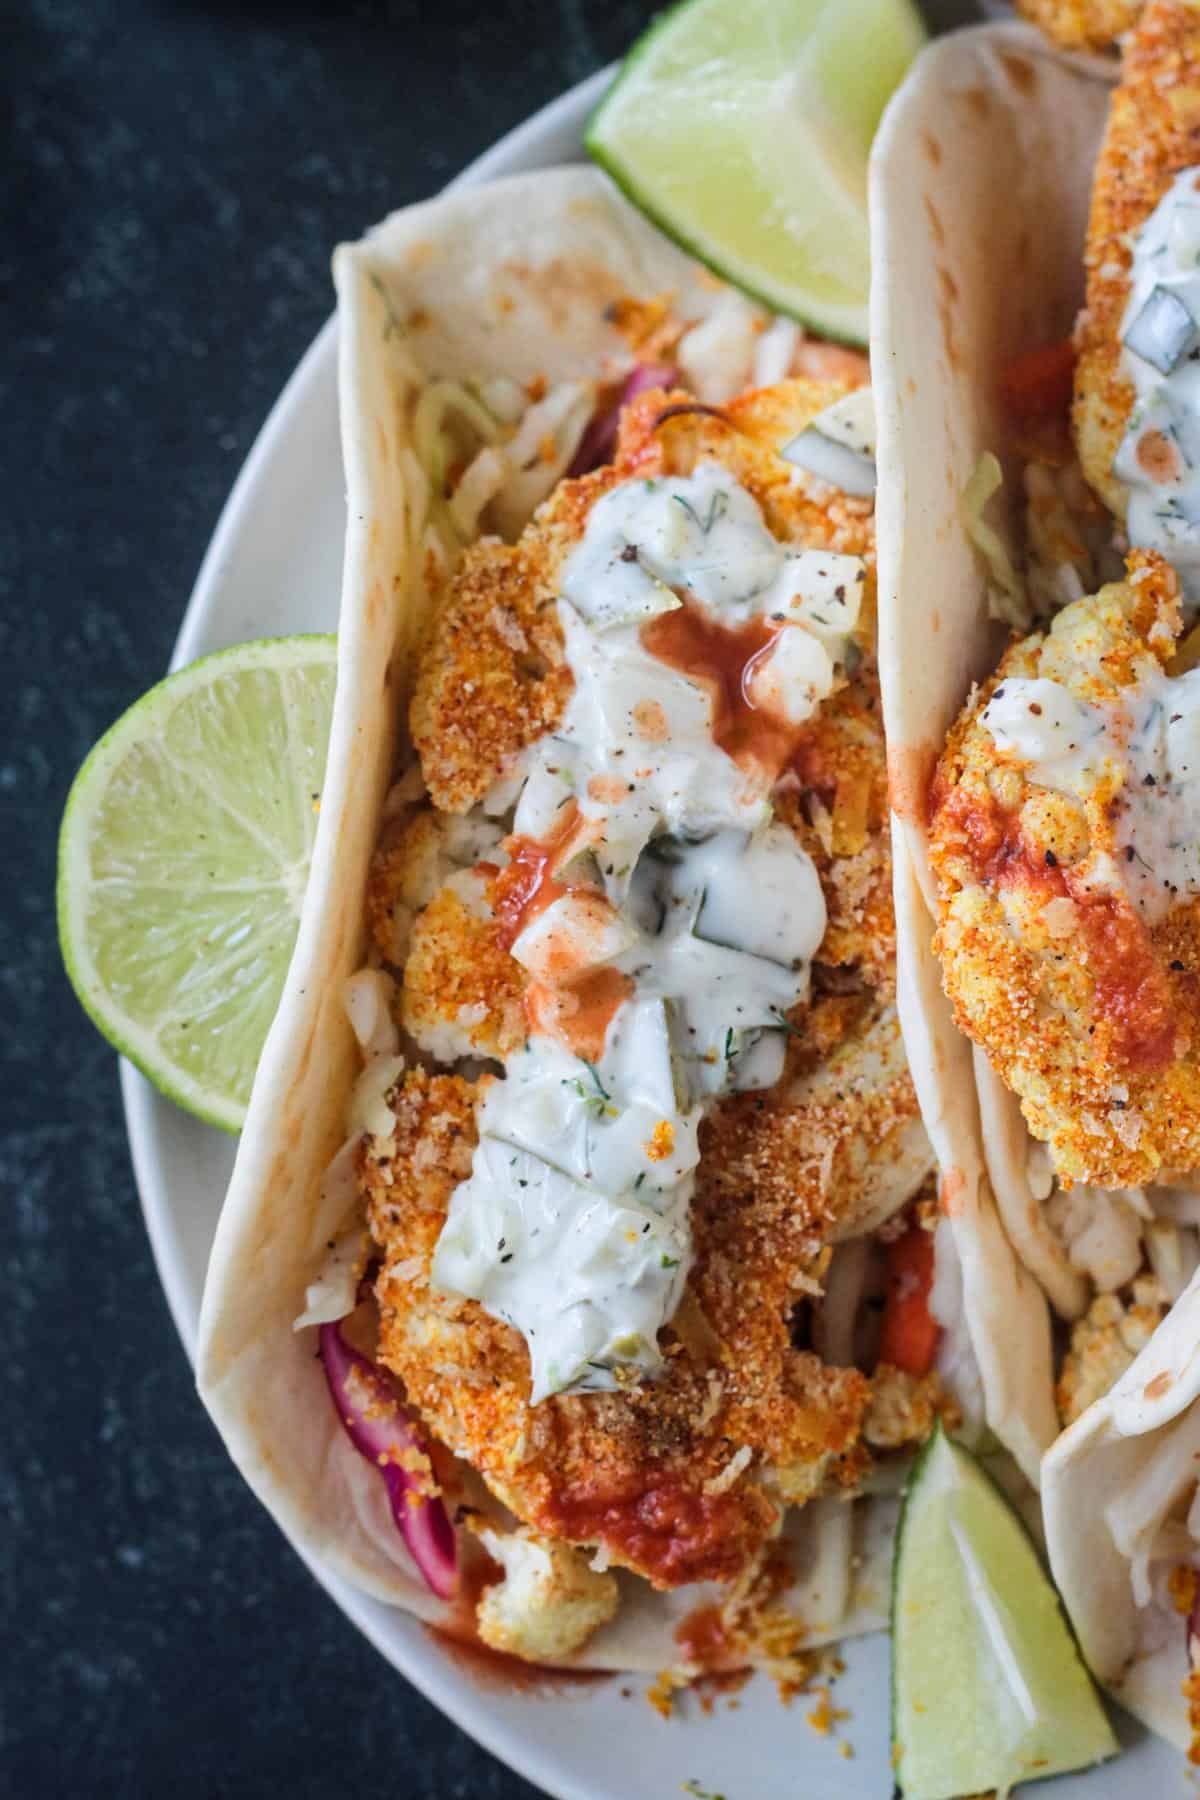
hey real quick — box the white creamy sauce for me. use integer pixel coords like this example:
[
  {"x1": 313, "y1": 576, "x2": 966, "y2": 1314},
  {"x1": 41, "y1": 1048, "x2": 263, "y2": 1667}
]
[
  {"x1": 982, "y1": 677, "x2": 1116, "y2": 795},
  {"x1": 430, "y1": 458, "x2": 869, "y2": 1399},
  {"x1": 522, "y1": 465, "x2": 861, "y2": 892},
  {"x1": 981, "y1": 665, "x2": 1200, "y2": 921},
  {"x1": 1115, "y1": 167, "x2": 1200, "y2": 604},
  {"x1": 564, "y1": 464, "x2": 783, "y2": 618}
]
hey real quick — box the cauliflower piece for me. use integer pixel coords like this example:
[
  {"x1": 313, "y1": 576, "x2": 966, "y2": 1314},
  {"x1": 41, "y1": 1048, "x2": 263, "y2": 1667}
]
[
  {"x1": 862, "y1": 1365, "x2": 955, "y2": 1452},
  {"x1": 366, "y1": 806, "x2": 502, "y2": 966},
  {"x1": 401, "y1": 872, "x2": 527, "y2": 1064},
  {"x1": 410, "y1": 375, "x2": 876, "y2": 818},
  {"x1": 1057, "y1": 1275, "x2": 1170, "y2": 1424},
  {"x1": 1045, "y1": 1183, "x2": 1146, "y2": 1292},
  {"x1": 1073, "y1": 1, "x2": 1200, "y2": 515},
  {"x1": 475, "y1": 1526, "x2": 619, "y2": 1663},
  {"x1": 929, "y1": 556, "x2": 1200, "y2": 1188}
]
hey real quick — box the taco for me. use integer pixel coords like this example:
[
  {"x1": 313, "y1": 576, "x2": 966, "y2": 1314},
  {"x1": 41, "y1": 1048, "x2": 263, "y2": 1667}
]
[
  {"x1": 873, "y1": 1, "x2": 1200, "y2": 1749},
  {"x1": 196, "y1": 164, "x2": 966, "y2": 1680}
]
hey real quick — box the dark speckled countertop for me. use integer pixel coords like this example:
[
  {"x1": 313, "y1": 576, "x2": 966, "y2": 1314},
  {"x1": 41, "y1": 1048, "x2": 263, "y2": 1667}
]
[{"x1": 5, "y1": 1, "x2": 963, "y2": 1792}]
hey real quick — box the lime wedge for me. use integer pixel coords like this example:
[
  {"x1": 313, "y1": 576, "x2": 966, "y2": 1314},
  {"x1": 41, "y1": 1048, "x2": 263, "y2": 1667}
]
[
  {"x1": 585, "y1": 0, "x2": 926, "y2": 344},
  {"x1": 892, "y1": 1425, "x2": 1117, "y2": 1800},
  {"x1": 58, "y1": 636, "x2": 337, "y2": 1133}
]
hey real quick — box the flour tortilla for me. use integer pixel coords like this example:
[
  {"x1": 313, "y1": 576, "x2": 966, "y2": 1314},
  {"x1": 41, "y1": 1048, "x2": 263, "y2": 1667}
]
[
  {"x1": 869, "y1": 18, "x2": 1200, "y2": 1745},
  {"x1": 1043, "y1": 1269, "x2": 1200, "y2": 1750},
  {"x1": 196, "y1": 165, "x2": 896, "y2": 1667},
  {"x1": 869, "y1": 22, "x2": 1114, "y2": 1482}
]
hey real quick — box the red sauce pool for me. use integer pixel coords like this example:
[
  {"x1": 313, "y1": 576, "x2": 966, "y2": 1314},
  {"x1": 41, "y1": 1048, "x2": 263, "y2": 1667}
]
[{"x1": 541, "y1": 1478, "x2": 751, "y2": 1589}]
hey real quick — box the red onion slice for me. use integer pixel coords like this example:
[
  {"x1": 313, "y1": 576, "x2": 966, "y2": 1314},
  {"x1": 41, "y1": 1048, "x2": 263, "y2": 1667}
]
[
  {"x1": 568, "y1": 362, "x2": 679, "y2": 475},
  {"x1": 319, "y1": 1321, "x2": 458, "y2": 1600}
]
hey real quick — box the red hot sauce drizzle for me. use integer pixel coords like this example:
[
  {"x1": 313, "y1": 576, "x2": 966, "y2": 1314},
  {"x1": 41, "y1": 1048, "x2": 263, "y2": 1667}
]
[
  {"x1": 640, "y1": 601, "x2": 804, "y2": 782},
  {"x1": 491, "y1": 830, "x2": 573, "y2": 952},
  {"x1": 540, "y1": 1477, "x2": 755, "y2": 1590},
  {"x1": 490, "y1": 594, "x2": 842, "y2": 1059},
  {"x1": 488, "y1": 804, "x2": 632, "y2": 1060},
  {"x1": 935, "y1": 785, "x2": 1178, "y2": 1073}
]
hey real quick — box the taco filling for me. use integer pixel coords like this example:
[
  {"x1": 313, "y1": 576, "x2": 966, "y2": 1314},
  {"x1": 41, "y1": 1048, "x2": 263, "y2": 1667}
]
[
  {"x1": 922, "y1": 5, "x2": 1200, "y2": 1430},
  {"x1": 320, "y1": 332, "x2": 959, "y2": 1663},
  {"x1": 879, "y1": 7, "x2": 1200, "y2": 1746}
]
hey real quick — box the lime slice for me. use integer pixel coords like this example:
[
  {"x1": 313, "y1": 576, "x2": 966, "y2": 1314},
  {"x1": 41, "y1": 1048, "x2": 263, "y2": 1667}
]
[
  {"x1": 891, "y1": 1425, "x2": 1117, "y2": 1799},
  {"x1": 58, "y1": 636, "x2": 337, "y2": 1133},
  {"x1": 586, "y1": 0, "x2": 926, "y2": 344}
]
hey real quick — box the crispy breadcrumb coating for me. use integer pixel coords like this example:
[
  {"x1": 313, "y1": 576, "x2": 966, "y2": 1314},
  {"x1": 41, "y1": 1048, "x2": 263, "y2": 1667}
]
[
  {"x1": 400, "y1": 878, "x2": 528, "y2": 1063},
  {"x1": 408, "y1": 532, "x2": 573, "y2": 816},
  {"x1": 775, "y1": 669, "x2": 895, "y2": 994},
  {"x1": 1075, "y1": 1, "x2": 1200, "y2": 516},
  {"x1": 1057, "y1": 1274, "x2": 1169, "y2": 1422},
  {"x1": 930, "y1": 554, "x2": 1200, "y2": 1187},
  {"x1": 365, "y1": 806, "x2": 502, "y2": 966},
  {"x1": 410, "y1": 378, "x2": 875, "y2": 815},
  {"x1": 1016, "y1": 0, "x2": 1140, "y2": 50}
]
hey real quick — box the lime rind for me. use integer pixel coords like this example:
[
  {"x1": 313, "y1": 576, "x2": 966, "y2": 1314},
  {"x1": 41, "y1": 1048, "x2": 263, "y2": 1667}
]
[
  {"x1": 586, "y1": 134, "x2": 868, "y2": 346},
  {"x1": 891, "y1": 1423, "x2": 1117, "y2": 1800},
  {"x1": 585, "y1": 0, "x2": 927, "y2": 345},
  {"x1": 58, "y1": 634, "x2": 337, "y2": 1134}
]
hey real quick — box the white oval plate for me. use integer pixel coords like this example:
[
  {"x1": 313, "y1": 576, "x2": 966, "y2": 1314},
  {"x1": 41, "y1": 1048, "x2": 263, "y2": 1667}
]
[{"x1": 122, "y1": 65, "x2": 1166, "y2": 1800}]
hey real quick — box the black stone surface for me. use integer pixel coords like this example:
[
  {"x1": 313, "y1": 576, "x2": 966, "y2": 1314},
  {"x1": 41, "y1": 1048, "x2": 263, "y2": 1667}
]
[{"x1": 5, "y1": 1, "x2": 962, "y2": 1794}]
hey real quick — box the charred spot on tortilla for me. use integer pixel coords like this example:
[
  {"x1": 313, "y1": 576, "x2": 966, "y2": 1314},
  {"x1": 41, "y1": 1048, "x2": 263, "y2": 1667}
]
[
  {"x1": 999, "y1": 51, "x2": 1038, "y2": 97},
  {"x1": 936, "y1": 265, "x2": 962, "y2": 372},
  {"x1": 886, "y1": 742, "x2": 937, "y2": 829}
]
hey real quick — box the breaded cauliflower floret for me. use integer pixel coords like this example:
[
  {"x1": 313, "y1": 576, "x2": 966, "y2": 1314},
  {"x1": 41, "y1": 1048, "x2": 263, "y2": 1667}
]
[
  {"x1": 930, "y1": 555, "x2": 1200, "y2": 1187},
  {"x1": 409, "y1": 378, "x2": 875, "y2": 817},
  {"x1": 367, "y1": 806, "x2": 502, "y2": 966},
  {"x1": 1075, "y1": 1, "x2": 1200, "y2": 515},
  {"x1": 1057, "y1": 1275, "x2": 1170, "y2": 1424},
  {"x1": 862, "y1": 1365, "x2": 958, "y2": 1452},
  {"x1": 475, "y1": 1526, "x2": 619, "y2": 1663},
  {"x1": 401, "y1": 874, "x2": 527, "y2": 1064},
  {"x1": 365, "y1": 993, "x2": 929, "y2": 1587},
  {"x1": 1016, "y1": 0, "x2": 1140, "y2": 50}
]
